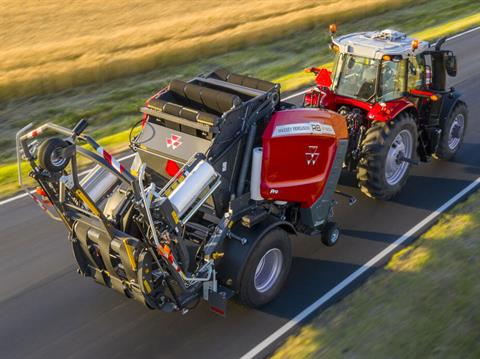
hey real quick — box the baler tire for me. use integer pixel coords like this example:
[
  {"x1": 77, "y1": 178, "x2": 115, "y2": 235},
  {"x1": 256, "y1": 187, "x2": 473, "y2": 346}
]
[
  {"x1": 357, "y1": 112, "x2": 418, "y2": 200},
  {"x1": 238, "y1": 228, "x2": 292, "y2": 308},
  {"x1": 435, "y1": 101, "x2": 468, "y2": 160},
  {"x1": 38, "y1": 137, "x2": 70, "y2": 172},
  {"x1": 321, "y1": 222, "x2": 340, "y2": 247}
]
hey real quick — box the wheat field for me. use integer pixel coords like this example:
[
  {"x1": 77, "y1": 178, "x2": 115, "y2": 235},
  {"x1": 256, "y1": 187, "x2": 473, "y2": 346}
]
[{"x1": 0, "y1": 0, "x2": 410, "y2": 100}]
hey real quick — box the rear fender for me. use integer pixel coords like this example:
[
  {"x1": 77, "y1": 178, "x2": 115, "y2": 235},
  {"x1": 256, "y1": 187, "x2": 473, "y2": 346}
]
[
  {"x1": 439, "y1": 90, "x2": 463, "y2": 127},
  {"x1": 367, "y1": 99, "x2": 417, "y2": 122},
  {"x1": 216, "y1": 215, "x2": 295, "y2": 291}
]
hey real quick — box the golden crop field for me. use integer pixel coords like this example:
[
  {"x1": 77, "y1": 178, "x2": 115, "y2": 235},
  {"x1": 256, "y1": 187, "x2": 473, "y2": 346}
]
[{"x1": 0, "y1": 0, "x2": 409, "y2": 100}]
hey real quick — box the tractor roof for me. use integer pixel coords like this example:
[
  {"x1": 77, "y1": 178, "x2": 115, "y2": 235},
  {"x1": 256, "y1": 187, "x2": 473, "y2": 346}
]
[{"x1": 333, "y1": 29, "x2": 430, "y2": 59}]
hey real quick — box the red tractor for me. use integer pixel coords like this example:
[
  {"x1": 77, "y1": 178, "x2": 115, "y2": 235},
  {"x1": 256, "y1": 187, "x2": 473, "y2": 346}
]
[{"x1": 304, "y1": 25, "x2": 468, "y2": 199}]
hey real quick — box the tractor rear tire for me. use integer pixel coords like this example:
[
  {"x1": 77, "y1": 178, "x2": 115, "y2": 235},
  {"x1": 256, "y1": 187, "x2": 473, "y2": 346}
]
[
  {"x1": 238, "y1": 228, "x2": 292, "y2": 308},
  {"x1": 357, "y1": 112, "x2": 418, "y2": 200},
  {"x1": 435, "y1": 101, "x2": 468, "y2": 160}
]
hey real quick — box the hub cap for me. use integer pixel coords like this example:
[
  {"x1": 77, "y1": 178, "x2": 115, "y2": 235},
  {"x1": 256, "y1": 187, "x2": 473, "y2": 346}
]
[
  {"x1": 254, "y1": 248, "x2": 283, "y2": 293},
  {"x1": 385, "y1": 129, "x2": 413, "y2": 186},
  {"x1": 448, "y1": 114, "x2": 465, "y2": 151},
  {"x1": 50, "y1": 147, "x2": 67, "y2": 167},
  {"x1": 330, "y1": 228, "x2": 339, "y2": 244}
]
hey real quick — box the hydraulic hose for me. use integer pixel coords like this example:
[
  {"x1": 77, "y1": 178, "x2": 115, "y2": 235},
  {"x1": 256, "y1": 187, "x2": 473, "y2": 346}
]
[{"x1": 236, "y1": 121, "x2": 257, "y2": 197}]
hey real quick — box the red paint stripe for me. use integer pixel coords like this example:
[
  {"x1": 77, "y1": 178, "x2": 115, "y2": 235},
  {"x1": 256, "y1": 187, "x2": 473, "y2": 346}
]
[
  {"x1": 210, "y1": 306, "x2": 225, "y2": 316},
  {"x1": 103, "y1": 151, "x2": 112, "y2": 165},
  {"x1": 410, "y1": 89, "x2": 434, "y2": 97}
]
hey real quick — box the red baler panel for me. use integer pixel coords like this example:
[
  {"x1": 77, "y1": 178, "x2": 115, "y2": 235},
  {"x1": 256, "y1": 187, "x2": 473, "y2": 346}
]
[{"x1": 261, "y1": 108, "x2": 347, "y2": 207}]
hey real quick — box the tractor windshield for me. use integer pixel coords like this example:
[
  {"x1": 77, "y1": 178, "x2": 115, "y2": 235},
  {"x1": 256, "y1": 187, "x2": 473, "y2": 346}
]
[{"x1": 334, "y1": 54, "x2": 379, "y2": 101}]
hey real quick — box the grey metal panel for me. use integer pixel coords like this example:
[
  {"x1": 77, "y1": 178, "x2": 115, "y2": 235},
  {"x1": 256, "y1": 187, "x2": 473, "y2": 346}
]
[
  {"x1": 138, "y1": 122, "x2": 211, "y2": 160},
  {"x1": 300, "y1": 139, "x2": 348, "y2": 228},
  {"x1": 135, "y1": 122, "x2": 212, "y2": 174}
]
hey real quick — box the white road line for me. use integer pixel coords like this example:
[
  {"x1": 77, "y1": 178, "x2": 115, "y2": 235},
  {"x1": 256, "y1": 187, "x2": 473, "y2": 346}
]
[
  {"x1": 0, "y1": 153, "x2": 135, "y2": 206},
  {"x1": 283, "y1": 88, "x2": 312, "y2": 101},
  {"x1": 241, "y1": 25, "x2": 480, "y2": 358},
  {"x1": 241, "y1": 176, "x2": 480, "y2": 359},
  {"x1": 446, "y1": 26, "x2": 480, "y2": 41}
]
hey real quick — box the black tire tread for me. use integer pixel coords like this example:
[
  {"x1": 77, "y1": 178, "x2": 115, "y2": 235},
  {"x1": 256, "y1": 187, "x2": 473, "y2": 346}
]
[
  {"x1": 238, "y1": 228, "x2": 292, "y2": 308},
  {"x1": 357, "y1": 112, "x2": 418, "y2": 200},
  {"x1": 38, "y1": 137, "x2": 69, "y2": 172},
  {"x1": 435, "y1": 101, "x2": 468, "y2": 160}
]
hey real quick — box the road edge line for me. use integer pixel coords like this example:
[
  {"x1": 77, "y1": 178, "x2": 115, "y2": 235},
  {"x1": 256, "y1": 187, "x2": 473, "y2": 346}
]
[{"x1": 241, "y1": 176, "x2": 480, "y2": 359}]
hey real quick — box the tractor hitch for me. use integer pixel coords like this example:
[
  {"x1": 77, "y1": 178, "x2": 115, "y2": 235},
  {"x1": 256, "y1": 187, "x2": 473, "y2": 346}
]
[{"x1": 398, "y1": 155, "x2": 419, "y2": 165}]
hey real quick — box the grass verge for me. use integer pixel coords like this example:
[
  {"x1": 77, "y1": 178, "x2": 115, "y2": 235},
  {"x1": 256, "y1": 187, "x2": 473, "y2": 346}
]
[{"x1": 272, "y1": 189, "x2": 480, "y2": 359}]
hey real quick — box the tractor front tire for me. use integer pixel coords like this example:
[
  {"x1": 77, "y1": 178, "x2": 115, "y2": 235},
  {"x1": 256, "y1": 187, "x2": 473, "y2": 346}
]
[
  {"x1": 435, "y1": 101, "x2": 468, "y2": 160},
  {"x1": 357, "y1": 112, "x2": 418, "y2": 200}
]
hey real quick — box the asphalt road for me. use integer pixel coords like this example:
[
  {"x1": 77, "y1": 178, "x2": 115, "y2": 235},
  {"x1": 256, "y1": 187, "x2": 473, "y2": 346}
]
[{"x1": 1, "y1": 28, "x2": 479, "y2": 359}]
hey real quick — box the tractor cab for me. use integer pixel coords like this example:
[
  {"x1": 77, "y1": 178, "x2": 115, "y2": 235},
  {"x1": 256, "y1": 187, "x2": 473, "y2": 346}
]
[
  {"x1": 330, "y1": 29, "x2": 432, "y2": 103},
  {"x1": 310, "y1": 28, "x2": 458, "y2": 105},
  {"x1": 304, "y1": 25, "x2": 467, "y2": 200}
]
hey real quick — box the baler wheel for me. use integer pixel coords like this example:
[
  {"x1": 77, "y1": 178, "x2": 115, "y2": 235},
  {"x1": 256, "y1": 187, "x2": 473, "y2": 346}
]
[
  {"x1": 321, "y1": 222, "x2": 340, "y2": 247},
  {"x1": 238, "y1": 228, "x2": 292, "y2": 308}
]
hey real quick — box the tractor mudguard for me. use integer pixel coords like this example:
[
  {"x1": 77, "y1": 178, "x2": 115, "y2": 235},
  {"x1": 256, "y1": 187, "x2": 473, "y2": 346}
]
[
  {"x1": 216, "y1": 215, "x2": 295, "y2": 291},
  {"x1": 367, "y1": 99, "x2": 417, "y2": 122},
  {"x1": 438, "y1": 90, "x2": 463, "y2": 126}
]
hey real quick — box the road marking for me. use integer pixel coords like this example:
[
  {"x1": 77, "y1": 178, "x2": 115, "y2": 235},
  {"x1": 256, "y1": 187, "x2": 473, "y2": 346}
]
[
  {"x1": 446, "y1": 26, "x2": 480, "y2": 41},
  {"x1": 0, "y1": 153, "x2": 135, "y2": 206},
  {"x1": 283, "y1": 88, "x2": 312, "y2": 101},
  {"x1": 241, "y1": 25, "x2": 480, "y2": 358},
  {"x1": 242, "y1": 176, "x2": 480, "y2": 359}
]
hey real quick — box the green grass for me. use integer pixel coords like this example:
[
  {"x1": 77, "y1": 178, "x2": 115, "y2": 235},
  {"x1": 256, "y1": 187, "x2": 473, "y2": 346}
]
[
  {"x1": 272, "y1": 190, "x2": 480, "y2": 359},
  {"x1": 1, "y1": 0, "x2": 479, "y2": 197}
]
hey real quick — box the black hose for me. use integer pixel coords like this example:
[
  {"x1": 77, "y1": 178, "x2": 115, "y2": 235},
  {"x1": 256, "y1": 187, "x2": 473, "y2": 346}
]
[
  {"x1": 128, "y1": 119, "x2": 143, "y2": 146},
  {"x1": 236, "y1": 121, "x2": 257, "y2": 197}
]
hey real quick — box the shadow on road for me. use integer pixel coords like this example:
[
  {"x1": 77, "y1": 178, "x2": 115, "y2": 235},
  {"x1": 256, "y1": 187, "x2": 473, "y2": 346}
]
[
  {"x1": 259, "y1": 257, "x2": 361, "y2": 320},
  {"x1": 391, "y1": 174, "x2": 474, "y2": 211}
]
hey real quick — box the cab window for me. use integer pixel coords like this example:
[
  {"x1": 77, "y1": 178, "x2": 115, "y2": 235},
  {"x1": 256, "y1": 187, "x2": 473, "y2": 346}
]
[
  {"x1": 407, "y1": 55, "x2": 424, "y2": 90},
  {"x1": 378, "y1": 59, "x2": 407, "y2": 101}
]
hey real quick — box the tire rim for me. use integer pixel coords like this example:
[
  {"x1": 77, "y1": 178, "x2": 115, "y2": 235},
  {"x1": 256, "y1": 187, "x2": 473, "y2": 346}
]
[
  {"x1": 254, "y1": 248, "x2": 283, "y2": 293},
  {"x1": 385, "y1": 129, "x2": 413, "y2": 186},
  {"x1": 448, "y1": 113, "x2": 464, "y2": 151},
  {"x1": 330, "y1": 229, "x2": 339, "y2": 244},
  {"x1": 50, "y1": 147, "x2": 67, "y2": 167}
]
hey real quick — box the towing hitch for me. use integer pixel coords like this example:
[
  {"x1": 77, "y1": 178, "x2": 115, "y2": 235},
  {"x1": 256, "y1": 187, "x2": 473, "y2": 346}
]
[{"x1": 398, "y1": 155, "x2": 420, "y2": 165}]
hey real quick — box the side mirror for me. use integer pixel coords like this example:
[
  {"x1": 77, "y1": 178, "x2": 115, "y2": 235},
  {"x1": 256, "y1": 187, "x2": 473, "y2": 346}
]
[{"x1": 445, "y1": 52, "x2": 457, "y2": 77}]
